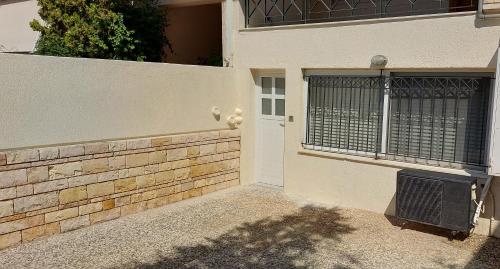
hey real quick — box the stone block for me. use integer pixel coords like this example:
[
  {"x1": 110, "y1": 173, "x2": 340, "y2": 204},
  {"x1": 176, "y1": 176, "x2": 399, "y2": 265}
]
[
  {"x1": 22, "y1": 222, "x2": 59, "y2": 242},
  {"x1": 228, "y1": 141, "x2": 240, "y2": 151},
  {"x1": 120, "y1": 202, "x2": 146, "y2": 216},
  {"x1": 220, "y1": 129, "x2": 240, "y2": 139},
  {"x1": 87, "y1": 182, "x2": 114, "y2": 198},
  {"x1": 109, "y1": 156, "x2": 126, "y2": 170},
  {"x1": 39, "y1": 147, "x2": 59, "y2": 161},
  {"x1": 59, "y1": 145, "x2": 84, "y2": 158},
  {"x1": 49, "y1": 162, "x2": 82, "y2": 180},
  {"x1": 0, "y1": 169, "x2": 27, "y2": 188},
  {"x1": 170, "y1": 135, "x2": 188, "y2": 145},
  {"x1": 34, "y1": 178, "x2": 68, "y2": 194},
  {"x1": 118, "y1": 169, "x2": 129, "y2": 179},
  {"x1": 59, "y1": 186, "x2": 87, "y2": 204},
  {"x1": 187, "y1": 146, "x2": 200, "y2": 158},
  {"x1": 115, "y1": 196, "x2": 131, "y2": 207},
  {"x1": 136, "y1": 174, "x2": 155, "y2": 188},
  {"x1": 6, "y1": 149, "x2": 39, "y2": 164},
  {"x1": 190, "y1": 164, "x2": 211, "y2": 178},
  {"x1": 128, "y1": 167, "x2": 144, "y2": 177},
  {"x1": 79, "y1": 202, "x2": 103, "y2": 215},
  {"x1": 0, "y1": 187, "x2": 16, "y2": 201},
  {"x1": 181, "y1": 182, "x2": 194, "y2": 192},
  {"x1": 183, "y1": 188, "x2": 202, "y2": 199},
  {"x1": 45, "y1": 207, "x2": 79, "y2": 223},
  {"x1": 224, "y1": 151, "x2": 240, "y2": 160},
  {"x1": 155, "y1": 170, "x2": 174, "y2": 184},
  {"x1": 16, "y1": 184, "x2": 33, "y2": 197},
  {"x1": 126, "y1": 139, "x2": 151, "y2": 150},
  {"x1": 0, "y1": 215, "x2": 44, "y2": 235},
  {"x1": 68, "y1": 174, "x2": 97, "y2": 188},
  {"x1": 202, "y1": 184, "x2": 217, "y2": 195},
  {"x1": 149, "y1": 151, "x2": 167, "y2": 164},
  {"x1": 89, "y1": 208, "x2": 120, "y2": 224},
  {"x1": 141, "y1": 190, "x2": 157, "y2": 201},
  {"x1": 27, "y1": 166, "x2": 49, "y2": 183},
  {"x1": 60, "y1": 215, "x2": 90, "y2": 233},
  {"x1": 115, "y1": 178, "x2": 137, "y2": 193},
  {"x1": 82, "y1": 158, "x2": 109, "y2": 174},
  {"x1": 167, "y1": 148, "x2": 187, "y2": 161},
  {"x1": 199, "y1": 131, "x2": 220, "y2": 141},
  {"x1": 151, "y1": 137, "x2": 171, "y2": 147},
  {"x1": 0, "y1": 154, "x2": 6, "y2": 166},
  {"x1": 174, "y1": 168, "x2": 190, "y2": 180},
  {"x1": 0, "y1": 201, "x2": 13, "y2": 217},
  {"x1": 146, "y1": 197, "x2": 169, "y2": 209},
  {"x1": 156, "y1": 186, "x2": 175, "y2": 197},
  {"x1": 0, "y1": 232, "x2": 21, "y2": 250},
  {"x1": 199, "y1": 144, "x2": 217, "y2": 156},
  {"x1": 144, "y1": 164, "x2": 159, "y2": 174},
  {"x1": 109, "y1": 141, "x2": 127, "y2": 152},
  {"x1": 14, "y1": 192, "x2": 58, "y2": 213},
  {"x1": 84, "y1": 143, "x2": 109, "y2": 155},
  {"x1": 216, "y1": 142, "x2": 229, "y2": 153},
  {"x1": 194, "y1": 179, "x2": 207, "y2": 188},
  {"x1": 102, "y1": 199, "x2": 115, "y2": 210},
  {"x1": 126, "y1": 153, "x2": 149, "y2": 168},
  {"x1": 97, "y1": 171, "x2": 118, "y2": 182}
]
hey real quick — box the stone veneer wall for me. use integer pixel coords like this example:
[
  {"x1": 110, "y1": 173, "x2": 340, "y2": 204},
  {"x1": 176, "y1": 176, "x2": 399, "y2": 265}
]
[{"x1": 0, "y1": 129, "x2": 240, "y2": 250}]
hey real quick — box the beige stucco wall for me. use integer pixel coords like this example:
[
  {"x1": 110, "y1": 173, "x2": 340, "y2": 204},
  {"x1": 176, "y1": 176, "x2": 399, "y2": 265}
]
[
  {"x1": 0, "y1": 0, "x2": 39, "y2": 52},
  {"x1": 231, "y1": 6, "x2": 500, "y2": 236},
  {"x1": 0, "y1": 54, "x2": 238, "y2": 150}
]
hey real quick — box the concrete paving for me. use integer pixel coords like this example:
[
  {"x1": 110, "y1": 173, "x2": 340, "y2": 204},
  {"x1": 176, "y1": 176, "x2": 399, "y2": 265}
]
[{"x1": 0, "y1": 185, "x2": 498, "y2": 269}]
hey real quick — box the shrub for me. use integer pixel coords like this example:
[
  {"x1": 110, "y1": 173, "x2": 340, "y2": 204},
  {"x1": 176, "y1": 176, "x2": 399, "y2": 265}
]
[{"x1": 30, "y1": 0, "x2": 170, "y2": 61}]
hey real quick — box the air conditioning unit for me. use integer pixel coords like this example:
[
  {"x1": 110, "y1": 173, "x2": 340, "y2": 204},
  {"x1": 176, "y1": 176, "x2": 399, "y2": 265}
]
[{"x1": 396, "y1": 170, "x2": 477, "y2": 233}]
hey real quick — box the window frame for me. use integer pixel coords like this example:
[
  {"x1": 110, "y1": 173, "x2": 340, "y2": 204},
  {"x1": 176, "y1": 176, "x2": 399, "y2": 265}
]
[
  {"x1": 302, "y1": 70, "x2": 495, "y2": 170},
  {"x1": 257, "y1": 75, "x2": 286, "y2": 121}
]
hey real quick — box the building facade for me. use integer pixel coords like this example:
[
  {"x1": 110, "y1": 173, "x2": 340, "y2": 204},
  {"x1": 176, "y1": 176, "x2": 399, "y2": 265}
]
[{"x1": 2, "y1": 0, "x2": 500, "y2": 237}]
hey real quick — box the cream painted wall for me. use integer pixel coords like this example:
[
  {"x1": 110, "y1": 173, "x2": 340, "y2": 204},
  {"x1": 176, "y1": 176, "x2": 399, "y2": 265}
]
[
  {"x1": 231, "y1": 7, "x2": 500, "y2": 236},
  {"x1": 0, "y1": 54, "x2": 237, "y2": 150},
  {"x1": 0, "y1": 0, "x2": 39, "y2": 52}
]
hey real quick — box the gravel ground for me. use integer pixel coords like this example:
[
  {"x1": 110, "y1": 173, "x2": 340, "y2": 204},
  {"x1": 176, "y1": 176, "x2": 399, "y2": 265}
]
[{"x1": 0, "y1": 185, "x2": 499, "y2": 269}]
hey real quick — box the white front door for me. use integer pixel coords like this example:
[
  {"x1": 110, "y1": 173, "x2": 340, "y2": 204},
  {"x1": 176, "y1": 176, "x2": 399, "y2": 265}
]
[{"x1": 256, "y1": 76, "x2": 285, "y2": 187}]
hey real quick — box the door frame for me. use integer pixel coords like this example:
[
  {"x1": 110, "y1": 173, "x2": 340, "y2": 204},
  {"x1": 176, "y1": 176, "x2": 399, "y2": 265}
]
[{"x1": 254, "y1": 72, "x2": 286, "y2": 187}]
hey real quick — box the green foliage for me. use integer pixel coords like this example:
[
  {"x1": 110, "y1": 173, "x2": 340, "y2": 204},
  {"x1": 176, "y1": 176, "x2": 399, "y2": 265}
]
[{"x1": 31, "y1": 0, "x2": 169, "y2": 61}]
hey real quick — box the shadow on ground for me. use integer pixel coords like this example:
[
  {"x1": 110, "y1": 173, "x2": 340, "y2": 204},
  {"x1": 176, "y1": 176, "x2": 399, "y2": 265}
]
[
  {"x1": 116, "y1": 206, "x2": 356, "y2": 269},
  {"x1": 386, "y1": 215, "x2": 500, "y2": 269}
]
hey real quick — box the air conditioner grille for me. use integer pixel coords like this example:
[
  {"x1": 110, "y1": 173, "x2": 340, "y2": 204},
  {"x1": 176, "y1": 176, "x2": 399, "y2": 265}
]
[{"x1": 397, "y1": 176, "x2": 443, "y2": 226}]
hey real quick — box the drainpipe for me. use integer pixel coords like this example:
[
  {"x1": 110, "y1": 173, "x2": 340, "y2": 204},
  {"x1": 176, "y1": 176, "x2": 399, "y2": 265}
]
[
  {"x1": 472, "y1": 176, "x2": 494, "y2": 226},
  {"x1": 477, "y1": 0, "x2": 500, "y2": 19}
]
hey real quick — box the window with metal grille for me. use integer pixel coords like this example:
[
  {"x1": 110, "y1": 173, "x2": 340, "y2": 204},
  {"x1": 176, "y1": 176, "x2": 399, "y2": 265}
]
[{"x1": 304, "y1": 74, "x2": 492, "y2": 169}]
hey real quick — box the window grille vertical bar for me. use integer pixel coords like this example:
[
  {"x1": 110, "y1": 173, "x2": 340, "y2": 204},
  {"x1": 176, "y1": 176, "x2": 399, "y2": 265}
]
[
  {"x1": 453, "y1": 79, "x2": 461, "y2": 163},
  {"x1": 329, "y1": 76, "x2": 335, "y2": 149},
  {"x1": 441, "y1": 79, "x2": 448, "y2": 162}
]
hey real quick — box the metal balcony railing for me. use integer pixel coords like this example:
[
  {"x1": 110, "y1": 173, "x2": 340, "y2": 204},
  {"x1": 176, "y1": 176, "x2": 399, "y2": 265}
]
[{"x1": 245, "y1": 0, "x2": 478, "y2": 27}]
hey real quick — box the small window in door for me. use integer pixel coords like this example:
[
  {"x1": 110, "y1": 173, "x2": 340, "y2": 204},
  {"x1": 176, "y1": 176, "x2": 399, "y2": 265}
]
[{"x1": 260, "y1": 77, "x2": 285, "y2": 117}]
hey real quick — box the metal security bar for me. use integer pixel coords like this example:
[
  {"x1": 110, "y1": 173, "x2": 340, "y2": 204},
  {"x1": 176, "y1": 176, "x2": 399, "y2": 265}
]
[
  {"x1": 245, "y1": 0, "x2": 478, "y2": 27},
  {"x1": 303, "y1": 74, "x2": 491, "y2": 169},
  {"x1": 305, "y1": 76, "x2": 384, "y2": 155},
  {"x1": 385, "y1": 75, "x2": 490, "y2": 168}
]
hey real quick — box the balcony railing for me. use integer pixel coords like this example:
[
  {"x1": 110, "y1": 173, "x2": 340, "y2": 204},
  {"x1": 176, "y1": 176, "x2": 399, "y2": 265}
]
[{"x1": 245, "y1": 0, "x2": 478, "y2": 27}]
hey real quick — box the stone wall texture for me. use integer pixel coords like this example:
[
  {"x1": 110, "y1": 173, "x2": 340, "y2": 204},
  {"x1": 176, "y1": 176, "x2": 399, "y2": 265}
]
[
  {"x1": 484, "y1": 0, "x2": 500, "y2": 14},
  {"x1": 0, "y1": 130, "x2": 240, "y2": 250}
]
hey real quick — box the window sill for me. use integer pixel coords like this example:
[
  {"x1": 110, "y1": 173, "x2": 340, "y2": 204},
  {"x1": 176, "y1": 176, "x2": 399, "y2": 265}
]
[
  {"x1": 298, "y1": 148, "x2": 489, "y2": 178},
  {"x1": 240, "y1": 11, "x2": 476, "y2": 32}
]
